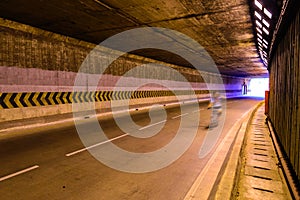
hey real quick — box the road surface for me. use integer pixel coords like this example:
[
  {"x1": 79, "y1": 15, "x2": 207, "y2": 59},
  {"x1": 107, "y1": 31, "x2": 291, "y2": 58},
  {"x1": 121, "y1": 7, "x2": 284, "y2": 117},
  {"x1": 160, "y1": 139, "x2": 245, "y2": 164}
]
[{"x1": 0, "y1": 97, "x2": 263, "y2": 200}]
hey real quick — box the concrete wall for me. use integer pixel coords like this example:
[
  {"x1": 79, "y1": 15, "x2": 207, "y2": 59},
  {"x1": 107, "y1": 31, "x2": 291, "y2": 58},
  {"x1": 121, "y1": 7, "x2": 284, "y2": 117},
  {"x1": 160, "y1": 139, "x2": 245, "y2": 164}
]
[
  {"x1": 0, "y1": 18, "x2": 245, "y2": 124},
  {"x1": 268, "y1": 7, "x2": 300, "y2": 183}
]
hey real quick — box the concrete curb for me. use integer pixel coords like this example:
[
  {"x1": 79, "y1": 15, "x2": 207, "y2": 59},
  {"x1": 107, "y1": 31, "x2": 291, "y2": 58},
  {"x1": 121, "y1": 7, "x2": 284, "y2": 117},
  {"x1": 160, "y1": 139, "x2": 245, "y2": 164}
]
[
  {"x1": 184, "y1": 101, "x2": 264, "y2": 200},
  {"x1": 213, "y1": 101, "x2": 264, "y2": 199}
]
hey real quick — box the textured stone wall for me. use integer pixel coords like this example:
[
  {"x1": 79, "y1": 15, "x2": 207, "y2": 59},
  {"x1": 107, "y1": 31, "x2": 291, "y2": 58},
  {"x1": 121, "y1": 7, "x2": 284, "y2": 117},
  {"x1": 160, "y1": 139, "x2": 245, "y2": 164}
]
[
  {"x1": 0, "y1": 18, "x2": 244, "y2": 123},
  {"x1": 268, "y1": 8, "x2": 300, "y2": 183}
]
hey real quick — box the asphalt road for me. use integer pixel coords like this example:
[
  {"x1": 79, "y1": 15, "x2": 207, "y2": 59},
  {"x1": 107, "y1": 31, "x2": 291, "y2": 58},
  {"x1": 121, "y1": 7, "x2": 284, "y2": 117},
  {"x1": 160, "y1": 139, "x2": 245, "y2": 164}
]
[{"x1": 0, "y1": 97, "x2": 263, "y2": 200}]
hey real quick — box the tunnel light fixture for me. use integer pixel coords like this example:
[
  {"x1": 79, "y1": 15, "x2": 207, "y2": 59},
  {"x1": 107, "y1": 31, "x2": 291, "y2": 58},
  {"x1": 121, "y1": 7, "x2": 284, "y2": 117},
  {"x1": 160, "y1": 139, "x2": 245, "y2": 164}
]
[
  {"x1": 256, "y1": 27, "x2": 263, "y2": 34},
  {"x1": 256, "y1": 20, "x2": 263, "y2": 28},
  {"x1": 262, "y1": 19, "x2": 270, "y2": 28},
  {"x1": 263, "y1": 39, "x2": 268, "y2": 45},
  {"x1": 264, "y1": 8, "x2": 272, "y2": 19},
  {"x1": 254, "y1": 0, "x2": 263, "y2": 10},
  {"x1": 263, "y1": 43, "x2": 268, "y2": 49},
  {"x1": 257, "y1": 33, "x2": 263, "y2": 39},
  {"x1": 263, "y1": 27, "x2": 269, "y2": 35},
  {"x1": 254, "y1": 11, "x2": 262, "y2": 20}
]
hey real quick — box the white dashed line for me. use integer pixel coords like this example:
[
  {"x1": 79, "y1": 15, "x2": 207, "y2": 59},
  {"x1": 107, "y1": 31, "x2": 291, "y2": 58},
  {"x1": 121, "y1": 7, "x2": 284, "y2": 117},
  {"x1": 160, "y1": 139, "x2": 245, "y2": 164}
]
[
  {"x1": 172, "y1": 113, "x2": 189, "y2": 119},
  {"x1": 66, "y1": 133, "x2": 129, "y2": 157},
  {"x1": 0, "y1": 165, "x2": 39, "y2": 182},
  {"x1": 192, "y1": 108, "x2": 205, "y2": 113},
  {"x1": 138, "y1": 120, "x2": 167, "y2": 130}
]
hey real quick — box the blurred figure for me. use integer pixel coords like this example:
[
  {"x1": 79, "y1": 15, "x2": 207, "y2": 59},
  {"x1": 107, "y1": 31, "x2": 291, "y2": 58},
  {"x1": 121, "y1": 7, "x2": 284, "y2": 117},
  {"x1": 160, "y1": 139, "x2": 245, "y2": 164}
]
[
  {"x1": 207, "y1": 92, "x2": 223, "y2": 128},
  {"x1": 242, "y1": 81, "x2": 247, "y2": 95}
]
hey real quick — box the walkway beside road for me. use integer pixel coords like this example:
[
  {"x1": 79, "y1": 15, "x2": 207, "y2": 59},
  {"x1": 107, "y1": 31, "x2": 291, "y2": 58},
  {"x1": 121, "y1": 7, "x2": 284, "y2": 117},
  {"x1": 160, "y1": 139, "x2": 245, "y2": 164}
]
[{"x1": 215, "y1": 103, "x2": 293, "y2": 199}]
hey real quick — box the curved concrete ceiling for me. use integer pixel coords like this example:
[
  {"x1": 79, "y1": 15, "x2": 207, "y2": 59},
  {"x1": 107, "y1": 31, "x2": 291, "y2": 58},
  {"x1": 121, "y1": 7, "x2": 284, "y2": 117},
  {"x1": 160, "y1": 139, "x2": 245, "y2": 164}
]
[{"x1": 0, "y1": 0, "x2": 269, "y2": 77}]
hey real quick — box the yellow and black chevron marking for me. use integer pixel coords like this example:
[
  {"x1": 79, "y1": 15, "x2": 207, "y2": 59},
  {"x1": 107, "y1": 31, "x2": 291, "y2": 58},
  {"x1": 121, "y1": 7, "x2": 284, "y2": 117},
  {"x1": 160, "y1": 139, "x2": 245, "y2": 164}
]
[{"x1": 0, "y1": 90, "x2": 212, "y2": 109}]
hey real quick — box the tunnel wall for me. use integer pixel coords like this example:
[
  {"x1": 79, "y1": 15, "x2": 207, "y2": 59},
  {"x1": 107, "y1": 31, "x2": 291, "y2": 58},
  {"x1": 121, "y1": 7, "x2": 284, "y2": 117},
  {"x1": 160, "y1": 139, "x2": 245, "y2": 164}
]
[
  {"x1": 0, "y1": 18, "x2": 244, "y2": 124},
  {"x1": 268, "y1": 8, "x2": 299, "y2": 182}
]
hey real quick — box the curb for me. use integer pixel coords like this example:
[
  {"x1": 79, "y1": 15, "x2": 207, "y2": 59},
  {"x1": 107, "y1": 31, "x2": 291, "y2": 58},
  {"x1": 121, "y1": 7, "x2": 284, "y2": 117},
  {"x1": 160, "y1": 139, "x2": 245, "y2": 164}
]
[
  {"x1": 213, "y1": 101, "x2": 264, "y2": 199},
  {"x1": 184, "y1": 101, "x2": 264, "y2": 200}
]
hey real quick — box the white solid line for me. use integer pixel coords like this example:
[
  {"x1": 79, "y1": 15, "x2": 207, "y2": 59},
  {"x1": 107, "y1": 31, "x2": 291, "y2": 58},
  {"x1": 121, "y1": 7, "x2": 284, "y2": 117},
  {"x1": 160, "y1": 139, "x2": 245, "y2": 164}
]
[
  {"x1": 66, "y1": 133, "x2": 129, "y2": 157},
  {"x1": 172, "y1": 113, "x2": 189, "y2": 119},
  {"x1": 0, "y1": 165, "x2": 39, "y2": 182},
  {"x1": 138, "y1": 120, "x2": 167, "y2": 131}
]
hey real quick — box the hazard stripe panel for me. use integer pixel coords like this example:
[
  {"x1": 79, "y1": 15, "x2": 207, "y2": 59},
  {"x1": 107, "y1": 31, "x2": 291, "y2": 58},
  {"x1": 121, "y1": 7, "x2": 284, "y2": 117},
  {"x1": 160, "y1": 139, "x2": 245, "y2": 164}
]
[{"x1": 0, "y1": 90, "x2": 213, "y2": 109}]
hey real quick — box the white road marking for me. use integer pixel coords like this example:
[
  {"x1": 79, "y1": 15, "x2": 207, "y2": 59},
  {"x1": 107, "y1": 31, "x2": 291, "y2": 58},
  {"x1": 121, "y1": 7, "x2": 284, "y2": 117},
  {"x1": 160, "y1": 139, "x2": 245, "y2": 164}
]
[
  {"x1": 138, "y1": 120, "x2": 167, "y2": 131},
  {"x1": 172, "y1": 113, "x2": 189, "y2": 119},
  {"x1": 192, "y1": 108, "x2": 204, "y2": 113},
  {"x1": 228, "y1": 100, "x2": 238, "y2": 104},
  {"x1": 66, "y1": 133, "x2": 129, "y2": 157},
  {"x1": 0, "y1": 165, "x2": 39, "y2": 182}
]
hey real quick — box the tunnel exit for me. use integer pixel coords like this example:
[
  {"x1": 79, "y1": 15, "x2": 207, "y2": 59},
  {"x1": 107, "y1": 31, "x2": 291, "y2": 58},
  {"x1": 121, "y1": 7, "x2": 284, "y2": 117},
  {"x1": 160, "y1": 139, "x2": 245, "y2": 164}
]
[{"x1": 247, "y1": 78, "x2": 269, "y2": 98}]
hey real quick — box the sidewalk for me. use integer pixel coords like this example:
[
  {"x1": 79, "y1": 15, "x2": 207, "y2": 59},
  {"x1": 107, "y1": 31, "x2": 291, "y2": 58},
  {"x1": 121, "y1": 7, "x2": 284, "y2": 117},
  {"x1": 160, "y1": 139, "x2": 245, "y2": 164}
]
[{"x1": 216, "y1": 103, "x2": 292, "y2": 199}]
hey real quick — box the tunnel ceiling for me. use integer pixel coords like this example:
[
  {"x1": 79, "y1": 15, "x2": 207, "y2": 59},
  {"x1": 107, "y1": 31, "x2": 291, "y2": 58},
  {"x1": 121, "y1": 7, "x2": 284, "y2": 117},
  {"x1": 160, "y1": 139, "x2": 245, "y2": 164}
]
[{"x1": 0, "y1": 0, "x2": 269, "y2": 77}]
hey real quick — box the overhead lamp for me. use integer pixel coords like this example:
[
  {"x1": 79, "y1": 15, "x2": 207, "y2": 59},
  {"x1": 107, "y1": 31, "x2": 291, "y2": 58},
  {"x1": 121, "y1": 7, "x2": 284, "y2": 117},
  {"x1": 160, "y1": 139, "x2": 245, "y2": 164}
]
[
  {"x1": 263, "y1": 43, "x2": 268, "y2": 49},
  {"x1": 256, "y1": 20, "x2": 262, "y2": 28},
  {"x1": 254, "y1": 0, "x2": 263, "y2": 10},
  {"x1": 262, "y1": 19, "x2": 270, "y2": 27},
  {"x1": 264, "y1": 8, "x2": 272, "y2": 19},
  {"x1": 254, "y1": 11, "x2": 262, "y2": 20},
  {"x1": 257, "y1": 33, "x2": 263, "y2": 39},
  {"x1": 256, "y1": 27, "x2": 263, "y2": 34},
  {"x1": 263, "y1": 39, "x2": 268, "y2": 45},
  {"x1": 263, "y1": 27, "x2": 269, "y2": 35}
]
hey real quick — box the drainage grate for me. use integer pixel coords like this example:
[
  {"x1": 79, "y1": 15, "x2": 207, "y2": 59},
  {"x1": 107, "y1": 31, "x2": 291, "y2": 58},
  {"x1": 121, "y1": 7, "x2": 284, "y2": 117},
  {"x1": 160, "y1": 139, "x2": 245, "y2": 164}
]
[
  {"x1": 253, "y1": 166, "x2": 271, "y2": 170},
  {"x1": 254, "y1": 153, "x2": 268, "y2": 157},
  {"x1": 252, "y1": 187, "x2": 274, "y2": 193},
  {"x1": 253, "y1": 139, "x2": 266, "y2": 142},
  {"x1": 254, "y1": 147, "x2": 267, "y2": 151},
  {"x1": 254, "y1": 158, "x2": 268, "y2": 162},
  {"x1": 253, "y1": 143, "x2": 269, "y2": 146},
  {"x1": 252, "y1": 175, "x2": 272, "y2": 180},
  {"x1": 254, "y1": 135, "x2": 265, "y2": 139},
  {"x1": 254, "y1": 133, "x2": 264, "y2": 135}
]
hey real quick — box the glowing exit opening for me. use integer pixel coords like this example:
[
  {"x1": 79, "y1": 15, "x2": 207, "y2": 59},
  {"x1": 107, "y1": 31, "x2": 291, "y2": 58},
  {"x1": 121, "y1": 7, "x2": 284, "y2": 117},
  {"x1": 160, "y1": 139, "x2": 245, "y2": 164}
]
[{"x1": 248, "y1": 78, "x2": 269, "y2": 98}]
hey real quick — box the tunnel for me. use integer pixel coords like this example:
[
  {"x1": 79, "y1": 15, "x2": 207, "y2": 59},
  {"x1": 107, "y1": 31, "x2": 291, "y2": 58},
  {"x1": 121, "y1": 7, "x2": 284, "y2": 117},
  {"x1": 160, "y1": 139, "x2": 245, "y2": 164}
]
[{"x1": 0, "y1": 0, "x2": 299, "y2": 199}]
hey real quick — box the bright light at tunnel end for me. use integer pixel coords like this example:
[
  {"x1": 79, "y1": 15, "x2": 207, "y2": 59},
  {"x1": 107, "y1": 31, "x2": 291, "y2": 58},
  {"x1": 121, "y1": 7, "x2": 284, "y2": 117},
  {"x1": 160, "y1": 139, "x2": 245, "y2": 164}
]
[{"x1": 72, "y1": 27, "x2": 227, "y2": 173}]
